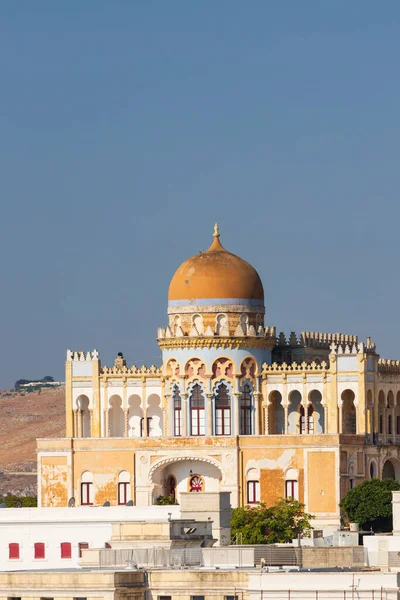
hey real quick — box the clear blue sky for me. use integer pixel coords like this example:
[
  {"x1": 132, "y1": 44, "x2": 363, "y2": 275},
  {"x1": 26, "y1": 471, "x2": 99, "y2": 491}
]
[{"x1": 1, "y1": 1, "x2": 400, "y2": 389}]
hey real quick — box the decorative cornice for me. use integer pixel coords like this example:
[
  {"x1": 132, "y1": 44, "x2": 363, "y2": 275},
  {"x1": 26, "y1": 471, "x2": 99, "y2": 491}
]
[
  {"x1": 158, "y1": 336, "x2": 276, "y2": 351},
  {"x1": 167, "y1": 303, "x2": 265, "y2": 315}
]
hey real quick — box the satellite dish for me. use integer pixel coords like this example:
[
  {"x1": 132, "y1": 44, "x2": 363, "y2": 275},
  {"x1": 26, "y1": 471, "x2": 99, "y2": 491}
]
[
  {"x1": 0, "y1": 503, "x2": 6, "y2": 508},
  {"x1": 15, "y1": 501, "x2": 22, "y2": 508},
  {"x1": 68, "y1": 497, "x2": 76, "y2": 507},
  {"x1": 103, "y1": 501, "x2": 110, "y2": 507},
  {"x1": 126, "y1": 499, "x2": 133, "y2": 506}
]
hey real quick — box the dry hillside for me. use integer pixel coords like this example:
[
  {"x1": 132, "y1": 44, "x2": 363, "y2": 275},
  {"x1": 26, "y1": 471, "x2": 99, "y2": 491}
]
[{"x1": 0, "y1": 386, "x2": 65, "y2": 496}]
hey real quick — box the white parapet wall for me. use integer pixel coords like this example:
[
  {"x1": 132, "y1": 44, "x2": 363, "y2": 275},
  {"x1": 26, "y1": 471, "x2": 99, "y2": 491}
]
[
  {"x1": 0, "y1": 505, "x2": 180, "y2": 571},
  {"x1": 248, "y1": 571, "x2": 400, "y2": 600}
]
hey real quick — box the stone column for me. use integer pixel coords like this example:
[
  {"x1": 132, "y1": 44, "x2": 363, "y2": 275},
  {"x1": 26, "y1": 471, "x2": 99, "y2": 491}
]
[
  {"x1": 323, "y1": 404, "x2": 328, "y2": 434},
  {"x1": 206, "y1": 393, "x2": 213, "y2": 436},
  {"x1": 254, "y1": 393, "x2": 261, "y2": 435},
  {"x1": 234, "y1": 392, "x2": 241, "y2": 435},
  {"x1": 124, "y1": 408, "x2": 129, "y2": 437},
  {"x1": 284, "y1": 404, "x2": 288, "y2": 435},
  {"x1": 89, "y1": 409, "x2": 93, "y2": 437},
  {"x1": 263, "y1": 403, "x2": 269, "y2": 435},
  {"x1": 163, "y1": 395, "x2": 170, "y2": 436},
  {"x1": 73, "y1": 410, "x2": 78, "y2": 438},
  {"x1": 77, "y1": 410, "x2": 83, "y2": 438},
  {"x1": 141, "y1": 378, "x2": 148, "y2": 437},
  {"x1": 104, "y1": 409, "x2": 109, "y2": 438},
  {"x1": 392, "y1": 406, "x2": 396, "y2": 444},
  {"x1": 181, "y1": 393, "x2": 188, "y2": 436}
]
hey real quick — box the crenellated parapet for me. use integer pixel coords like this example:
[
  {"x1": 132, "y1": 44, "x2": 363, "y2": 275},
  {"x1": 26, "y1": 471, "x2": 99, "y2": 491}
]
[
  {"x1": 276, "y1": 331, "x2": 359, "y2": 348},
  {"x1": 101, "y1": 364, "x2": 162, "y2": 376},
  {"x1": 261, "y1": 360, "x2": 328, "y2": 374},
  {"x1": 67, "y1": 349, "x2": 99, "y2": 361},
  {"x1": 378, "y1": 359, "x2": 400, "y2": 374}
]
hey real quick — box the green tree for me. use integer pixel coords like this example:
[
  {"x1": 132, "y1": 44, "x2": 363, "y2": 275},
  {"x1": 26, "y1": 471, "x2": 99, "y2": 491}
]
[
  {"x1": 1, "y1": 495, "x2": 37, "y2": 508},
  {"x1": 231, "y1": 498, "x2": 314, "y2": 544},
  {"x1": 340, "y1": 478, "x2": 400, "y2": 532}
]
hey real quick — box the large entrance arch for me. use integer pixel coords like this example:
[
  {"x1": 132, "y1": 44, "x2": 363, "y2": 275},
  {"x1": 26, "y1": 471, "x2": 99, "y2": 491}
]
[
  {"x1": 149, "y1": 457, "x2": 224, "y2": 505},
  {"x1": 382, "y1": 458, "x2": 400, "y2": 481}
]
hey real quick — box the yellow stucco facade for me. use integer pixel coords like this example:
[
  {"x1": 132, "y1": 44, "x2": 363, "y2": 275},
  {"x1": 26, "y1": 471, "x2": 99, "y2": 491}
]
[{"x1": 37, "y1": 226, "x2": 400, "y2": 534}]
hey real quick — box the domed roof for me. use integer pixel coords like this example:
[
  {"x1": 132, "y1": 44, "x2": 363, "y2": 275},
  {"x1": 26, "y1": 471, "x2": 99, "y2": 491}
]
[{"x1": 168, "y1": 224, "x2": 264, "y2": 304}]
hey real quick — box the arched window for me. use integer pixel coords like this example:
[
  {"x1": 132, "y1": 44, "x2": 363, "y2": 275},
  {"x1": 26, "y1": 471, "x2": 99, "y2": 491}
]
[
  {"x1": 172, "y1": 385, "x2": 182, "y2": 437},
  {"x1": 240, "y1": 384, "x2": 252, "y2": 435},
  {"x1": 192, "y1": 314, "x2": 204, "y2": 335},
  {"x1": 190, "y1": 384, "x2": 205, "y2": 436},
  {"x1": 215, "y1": 383, "x2": 231, "y2": 436},
  {"x1": 247, "y1": 480, "x2": 260, "y2": 504},
  {"x1": 379, "y1": 414, "x2": 384, "y2": 434},
  {"x1": 246, "y1": 468, "x2": 260, "y2": 504},
  {"x1": 369, "y1": 461, "x2": 377, "y2": 479},
  {"x1": 189, "y1": 475, "x2": 204, "y2": 492},
  {"x1": 118, "y1": 471, "x2": 130, "y2": 505},
  {"x1": 81, "y1": 471, "x2": 94, "y2": 506},
  {"x1": 216, "y1": 314, "x2": 228, "y2": 335},
  {"x1": 240, "y1": 313, "x2": 249, "y2": 334},
  {"x1": 167, "y1": 475, "x2": 176, "y2": 502},
  {"x1": 285, "y1": 468, "x2": 299, "y2": 500}
]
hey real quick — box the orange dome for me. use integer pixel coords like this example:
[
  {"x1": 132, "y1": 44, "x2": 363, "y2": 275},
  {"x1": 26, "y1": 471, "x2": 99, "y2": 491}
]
[{"x1": 168, "y1": 225, "x2": 264, "y2": 305}]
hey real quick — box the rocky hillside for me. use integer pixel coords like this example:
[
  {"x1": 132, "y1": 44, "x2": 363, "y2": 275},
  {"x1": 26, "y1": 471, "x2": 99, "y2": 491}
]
[{"x1": 0, "y1": 386, "x2": 65, "y2": 496}]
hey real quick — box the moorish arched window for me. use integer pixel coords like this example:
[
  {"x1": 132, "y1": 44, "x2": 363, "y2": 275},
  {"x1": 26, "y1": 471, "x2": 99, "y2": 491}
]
[
  {"x1": 215, "y1": 383, "x2": 231, "y2": 435},
  {"x1": 240, "y1": 384, "x2": 252, "y2": 435},
  {"x1": 190, "y1": 384, "x2": 205, "y2": 436},
  {"x1": 172, "y1": 385, "x2": 182, "y2": 437}
]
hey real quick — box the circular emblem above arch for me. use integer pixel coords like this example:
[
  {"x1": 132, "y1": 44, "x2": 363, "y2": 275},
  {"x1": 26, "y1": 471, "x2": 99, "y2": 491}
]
[{"x1": 148, "y1": 455, "x2": 224, "y2": 484}]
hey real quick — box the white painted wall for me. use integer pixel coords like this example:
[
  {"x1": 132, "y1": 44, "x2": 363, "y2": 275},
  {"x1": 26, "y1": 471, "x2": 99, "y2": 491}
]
[
  {"x1": 249, "y1": 571, "x2": 400, "y2": 599},
  {"x1": 0, "y1": 506, "x2": 180, "y2": 571}
]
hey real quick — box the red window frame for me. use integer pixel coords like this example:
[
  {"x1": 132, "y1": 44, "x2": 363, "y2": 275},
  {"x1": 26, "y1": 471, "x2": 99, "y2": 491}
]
[
  {"x1": 190, "y1": 384, "x2": 205, "y2": 436},
  {"x1": 79, "y1": 542, "x2": 89, "y2": 558},
  {"x1": 9, "y1": 543, "x2": 20, "y2": 559},
  {"x1": 61, "y1": 542, "x2": 72, "y2": 559},
  {"x1": 118, "y1": 481, "x2": 129, "y2": 505},
  {"x1": 285, "y1": 480, "x2": 298, "y2": 499},
  {"x1": 34, "y1": 542, "x2": 45, "y2": 559},
  {"x1": 240, "y1": 385, "x2": 252, "y2": 435},
  {"x1": 215, "y1": 384, "x2": 231, "y2": 436},
  {"x1": 81, "y1": 482, "x2": 93, "y2": 505},
  {"x1": 247, "y1": 480, "x2": 259, "y2": 504}
]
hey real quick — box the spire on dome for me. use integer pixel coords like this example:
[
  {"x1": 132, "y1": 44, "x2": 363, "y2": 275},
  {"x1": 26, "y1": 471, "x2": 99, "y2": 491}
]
[
  {"x1": 213, "y1": 222, "x2": 220, "y2": 238},
  {"x1": 208, "y1": 222, "x2": 223, "y2": 252}
]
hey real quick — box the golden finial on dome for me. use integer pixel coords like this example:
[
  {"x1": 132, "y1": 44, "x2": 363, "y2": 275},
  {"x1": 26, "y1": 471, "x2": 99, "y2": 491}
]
[{"x1": 213, "y1": 222, "x2": 220, "y2": 238}]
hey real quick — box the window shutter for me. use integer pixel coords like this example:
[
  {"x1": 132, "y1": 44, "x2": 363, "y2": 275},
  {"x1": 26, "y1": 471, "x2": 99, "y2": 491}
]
[
  {"x1": 9, "y1": 543, "x2": 19, "y2": 559},
  {"x1": 61, "y1": 542, "x2": 72, "y2": 559},
  {"x1": 34, "y1": 542, "x2": 45, "y2": 559}
]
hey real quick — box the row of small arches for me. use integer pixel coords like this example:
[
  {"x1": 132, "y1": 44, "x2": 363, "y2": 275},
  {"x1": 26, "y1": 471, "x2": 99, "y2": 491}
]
[{"x1": 173, "y1": 312, "x2": 263, "y2": 336}]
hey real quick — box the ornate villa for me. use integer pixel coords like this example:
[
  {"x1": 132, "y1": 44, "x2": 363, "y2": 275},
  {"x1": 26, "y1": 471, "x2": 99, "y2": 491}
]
[{"x1": 38, "y1": 225, "x2": 400, "y2": 533}]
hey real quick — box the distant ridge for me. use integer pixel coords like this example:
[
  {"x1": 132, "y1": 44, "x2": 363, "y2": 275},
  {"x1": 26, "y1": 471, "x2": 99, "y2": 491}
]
[{"x1": 0, "y1": 386, "x2": 65, "y2": 496}]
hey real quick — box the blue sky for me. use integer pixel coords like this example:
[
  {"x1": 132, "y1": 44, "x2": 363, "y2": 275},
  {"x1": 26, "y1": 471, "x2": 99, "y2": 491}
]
[{"x1": 1, "y1": 1, "x2": 400, "y2": 388}]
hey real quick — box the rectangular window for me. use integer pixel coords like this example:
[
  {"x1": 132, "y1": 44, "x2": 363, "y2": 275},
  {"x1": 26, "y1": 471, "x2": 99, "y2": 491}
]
[
  {"x1": 159, "y1": 597, "x2": 172, "y2": 600},
  {"x1": 118, "y1": 481, "x2": 129, "y2": 505},
  {"x1": 174, "y1": 407, "x2": 182, "y2": 436},
  {"x1": 192, "y1": 596, "x2": 205, "y2": 600},
  {"x1": 247, "y1": 480, "x2": 260, "y2": 504},
  {"x1": 9, "y1": 543, "x2": 20, "y2": 559},
  {"x1": 34, "y1": 542, "x2": 45, "y2": 559},
  {"x1": 81, "y1": 482, "x2": 93, "y2": 505},
  {"x1": 285, "y1": 480, "x2": 299, "y2": 500},
  {"x1": 61, "y1": 542, "x2": 72, "y2": 559},
  {"x1": 225, "y1": 596, "x2": 239, "y2": 600},
  {"x1": 78, "y1": 542, "x2": 89, "y2": 558}
]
